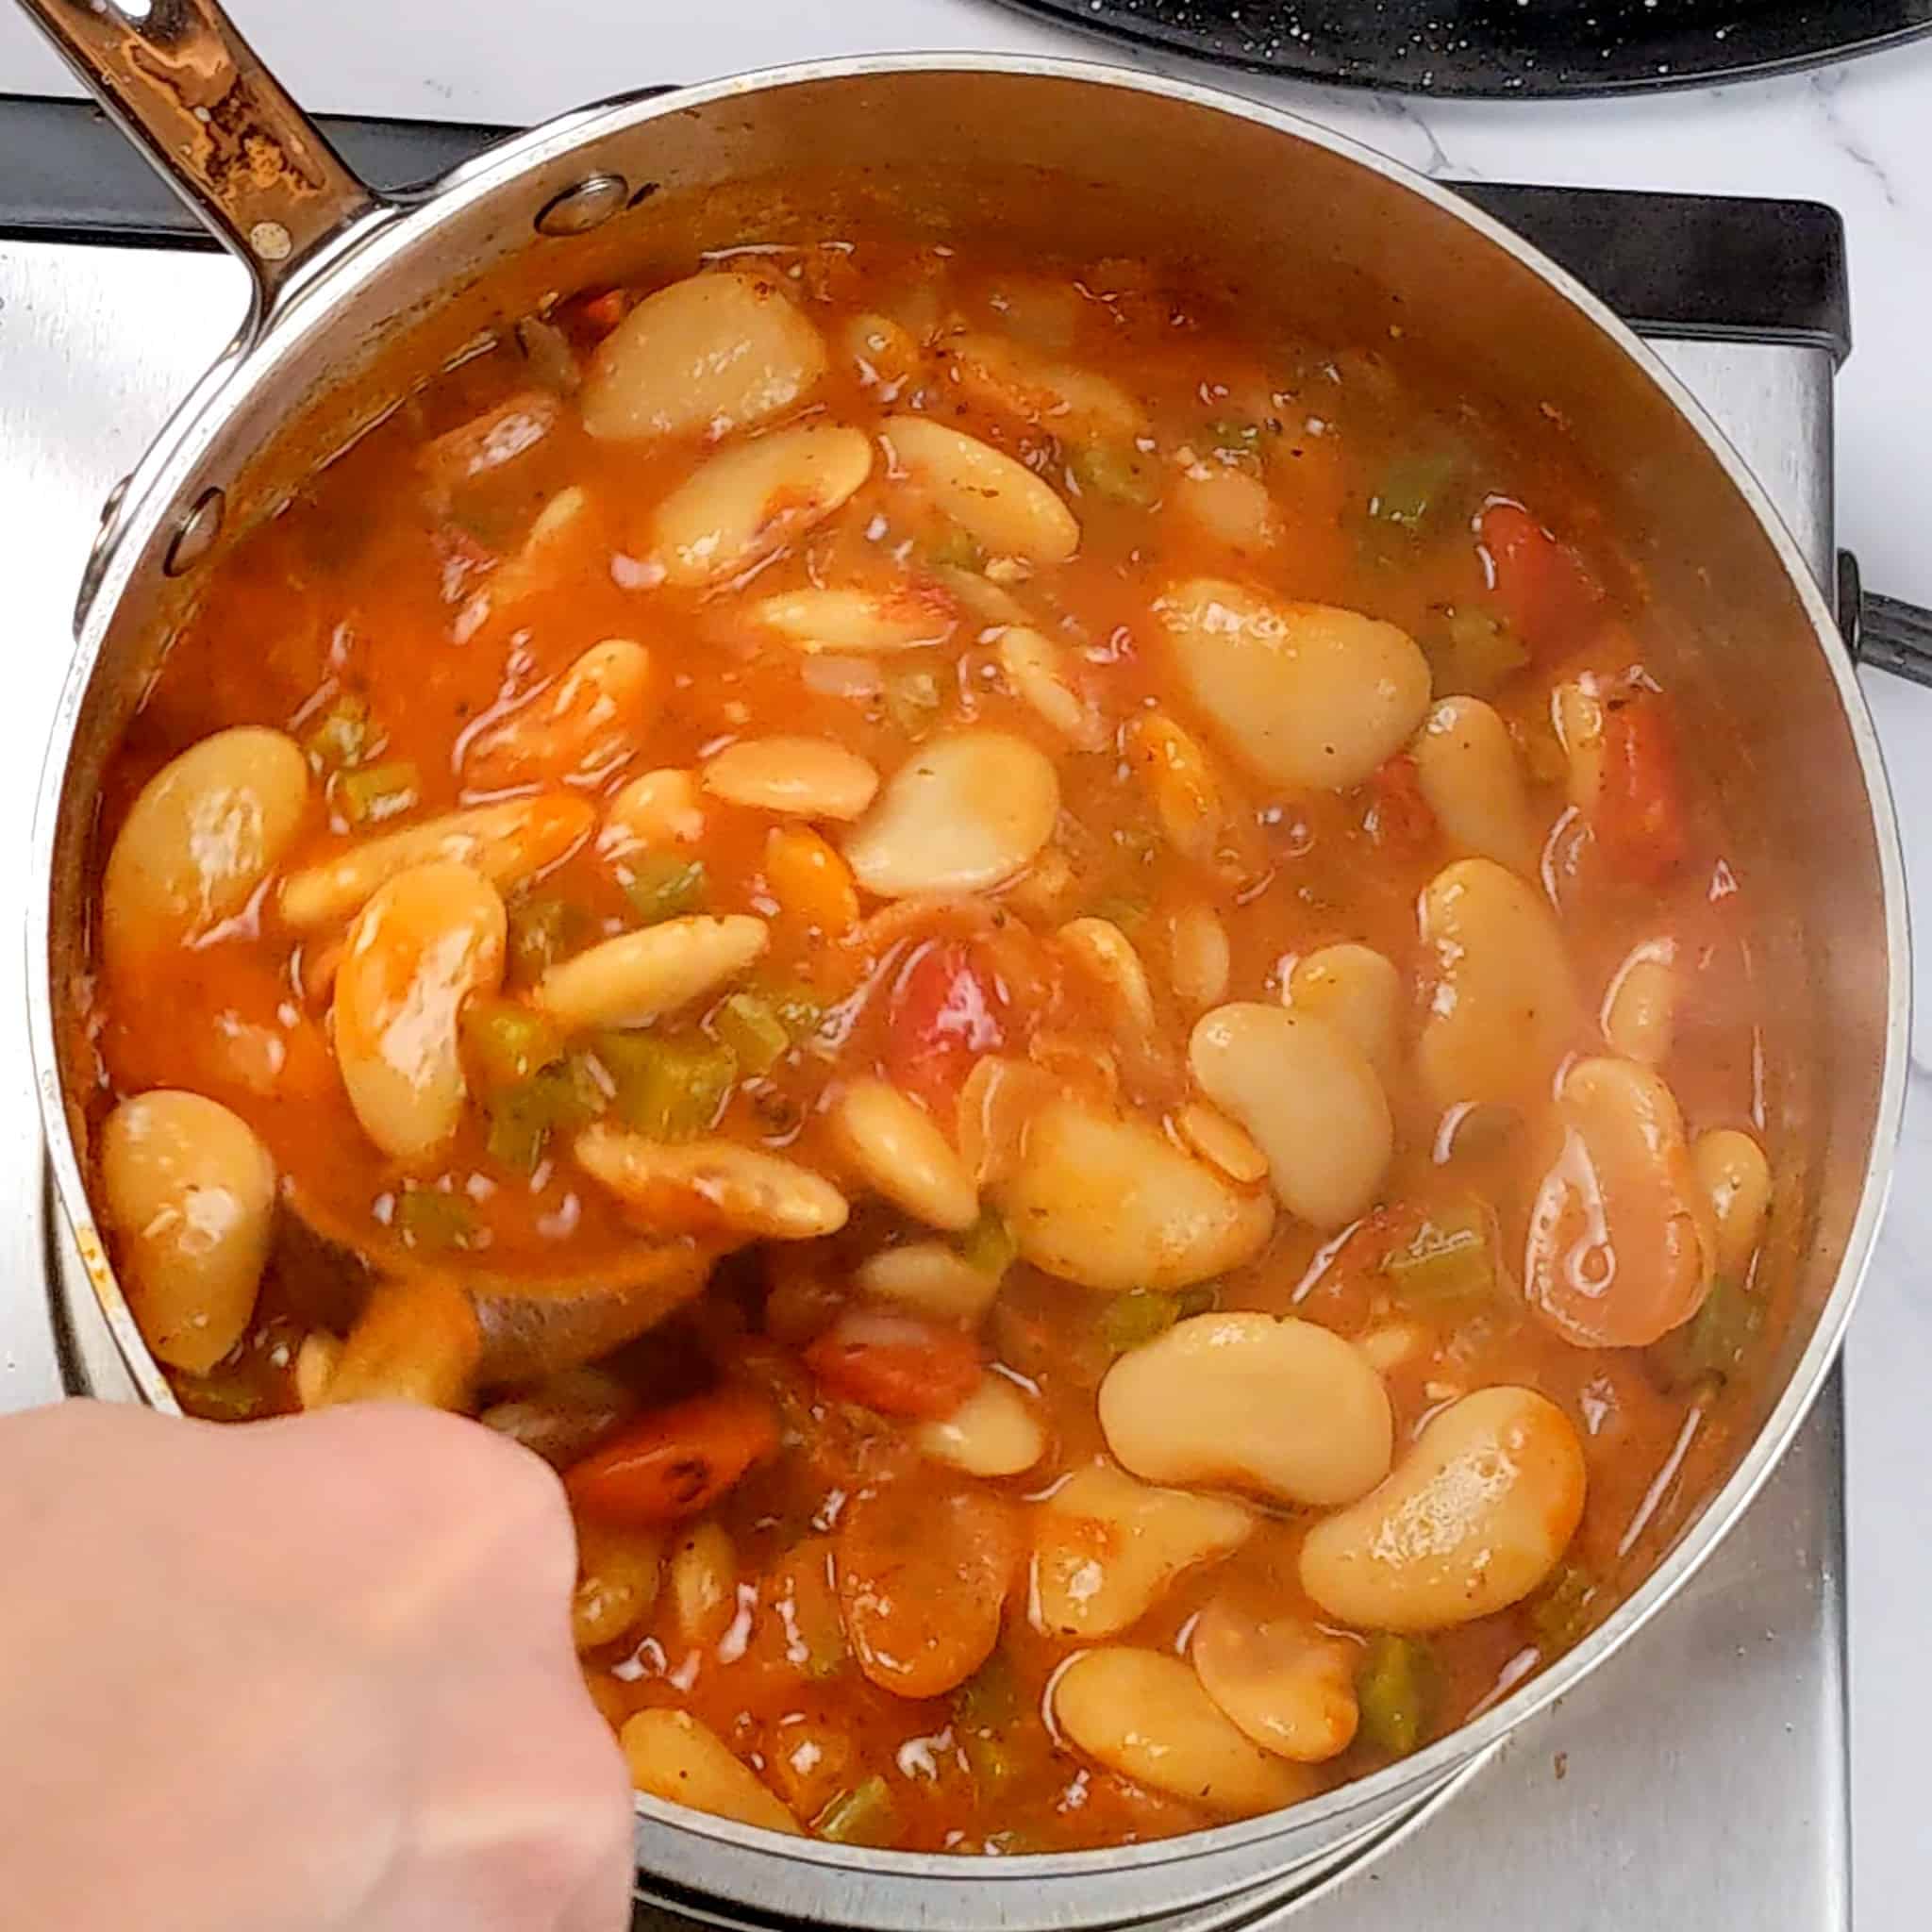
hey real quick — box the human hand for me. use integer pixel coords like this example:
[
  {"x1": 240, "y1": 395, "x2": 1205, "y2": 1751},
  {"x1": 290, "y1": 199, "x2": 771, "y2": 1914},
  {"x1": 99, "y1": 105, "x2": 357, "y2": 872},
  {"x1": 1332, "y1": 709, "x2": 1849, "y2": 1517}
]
[{"x1": 0, "y1": 1398, "x2": 633, "y2": 1932}]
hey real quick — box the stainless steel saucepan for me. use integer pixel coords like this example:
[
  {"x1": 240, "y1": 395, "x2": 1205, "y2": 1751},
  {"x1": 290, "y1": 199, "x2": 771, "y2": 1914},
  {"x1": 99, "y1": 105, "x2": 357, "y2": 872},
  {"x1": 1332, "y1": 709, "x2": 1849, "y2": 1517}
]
[{"x1": 17, "y1": 2, "x2": 1915, "y2": 1926}]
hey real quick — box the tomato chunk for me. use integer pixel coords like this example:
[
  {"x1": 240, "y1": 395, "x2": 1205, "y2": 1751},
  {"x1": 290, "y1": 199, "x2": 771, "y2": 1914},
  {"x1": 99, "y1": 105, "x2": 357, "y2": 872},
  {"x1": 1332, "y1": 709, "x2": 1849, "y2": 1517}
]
[
  {"x1": 885, "y1": 940, "x2": 1008, "y2": 1114},
  {"x1": 804, "y1": 1309, "x2": 982, "y2": 1421},
  {"x1": 564, "y1": 1388, "x2": 777, "y2": 1525},
  {"x1": 1478, "y1": 501, "x2": 1603, "y2": 656},
  {"x1": 1594, "y1": 693, "x2": 1687, "y2": 885},
  {"x1": 1364, "y1": 754, "x2": 1438, "y2": 859}
]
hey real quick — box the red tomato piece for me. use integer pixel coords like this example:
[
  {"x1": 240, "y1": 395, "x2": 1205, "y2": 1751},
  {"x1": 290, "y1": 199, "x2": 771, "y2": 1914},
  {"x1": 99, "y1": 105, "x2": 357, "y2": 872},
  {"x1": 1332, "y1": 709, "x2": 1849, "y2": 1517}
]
[
  {"x1": 1478, "y1": 501, "x2": 1603, "y2": 656},
  {"x1": 563, "y1": 1387, "x2": 778, "y2": 1526},
  {"x1": 1365, "y1": 754, "x2": 1438, "y2": 859},
  {"x1": 885, "y1": 939, "x2": 1008, "y2": 1115},
  {"x1": 804, "y1": 1309, "x2": 983, "y2": 1421},
  {"x1": 1594, "y1": 693, "x2": 1688, "y2": 885}
]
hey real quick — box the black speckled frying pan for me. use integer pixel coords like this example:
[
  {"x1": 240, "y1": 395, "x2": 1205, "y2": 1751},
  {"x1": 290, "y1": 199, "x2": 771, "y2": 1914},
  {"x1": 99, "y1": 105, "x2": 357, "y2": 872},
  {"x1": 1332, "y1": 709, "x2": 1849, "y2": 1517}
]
[{"x1": 999, "y1": 0, "x2": 1932, "y2": 96}]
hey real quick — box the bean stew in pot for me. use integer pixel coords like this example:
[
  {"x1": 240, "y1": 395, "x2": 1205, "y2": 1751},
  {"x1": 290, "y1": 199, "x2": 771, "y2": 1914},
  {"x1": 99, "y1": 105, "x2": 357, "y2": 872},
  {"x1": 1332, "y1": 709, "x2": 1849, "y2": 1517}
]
[{"x1": 74, "y1": 232, "x2": 1780, "y2": 1853}]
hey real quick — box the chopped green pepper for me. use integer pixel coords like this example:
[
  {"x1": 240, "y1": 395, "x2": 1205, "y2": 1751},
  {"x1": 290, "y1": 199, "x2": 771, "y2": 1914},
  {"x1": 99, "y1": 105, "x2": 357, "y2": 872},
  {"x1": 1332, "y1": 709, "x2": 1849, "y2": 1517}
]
[
  {"x1": 1368, "y1": 448, "x2": 1464, "y2": 536},
  {"x1": 302, "y1": 695, "x2": 371, "y2": 771},
  {"x1": 1174, "y1": 1283, "x2": 1220, "y2": 1320},
  {"x1": 812, "y1": 1774, "x2": 899, "y2": 1847},
  {"x1": 1355, "y1": 1634, "x2": 1436, "y2": 1757},
  {"x1": 712, "y1": 991, "x2": 794, "y2": 1077},
  {"x1": 461, "y1": 998, "x2": 564, "y2": 1091},
  {"x1": 507, "y1": 896, "x2": 588, "y2": 985},
  {"x1": 621, "y1": 852, "x2": 707, "y2": 925},
  {"x1": 955, "y1": 1652, "x2": 1023, "y2": 1727},
  {"x1": 396, "y1": 1187, "x2": 478, "y2": 1252},
  {"x1": 1383, "y1": 1201, "x2": 1497, "y2": 1305},
  {"x1": 1070, "y1": 441, "x2": 1162, "y2": 508},
  {"x1": 1651, "y1": 1276, "x2": 1762, "y2": 1391},
  {"x1": 771, "y1": 988, "x2": 829, "y2": 1054},
  {"x1": 1528, "y1": 1561, "x2": 1600, "y2": 1657},
  {"x1": 957, "y1": 1207, "x2": 1018, "y2": 1281},
  {"x1": 484, "y1": 1058, "x2": 604, "y2": 1173},
  {"x1": 592, "y1": 1032, "x2": 738, "y2": 1141},
  {"x1": 1422, "y1": 605, "x2": 1532, "y2": 698},
  {"x1": 1100, "y1": 1290, "x2": 1184, "y2": 1354},
  {"x1": 928, "y1": 525, "x2": 986, "y2": 574},
  {"x1": 335, "y1": 758, "x2": 421, "y2": 826},
  {"x1": 883, "y1": 664, "x2": 944, "y2": 739}
]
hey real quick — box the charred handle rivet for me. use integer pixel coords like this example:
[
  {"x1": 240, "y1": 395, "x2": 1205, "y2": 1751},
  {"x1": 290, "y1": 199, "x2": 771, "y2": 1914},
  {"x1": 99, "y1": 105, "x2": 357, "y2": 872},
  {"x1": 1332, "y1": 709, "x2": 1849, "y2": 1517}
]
[
  {"x1": 536, "y1": 175, "x2": 629, "y2": 237},
  {"x1": 165, "y1": 489, "x2": 226, "y2": 577}
]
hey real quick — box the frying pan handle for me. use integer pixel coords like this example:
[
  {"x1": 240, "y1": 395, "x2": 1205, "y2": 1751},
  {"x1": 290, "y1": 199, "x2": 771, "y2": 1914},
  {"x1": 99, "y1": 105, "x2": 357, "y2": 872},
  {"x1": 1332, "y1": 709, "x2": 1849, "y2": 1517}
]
[
  {"x1": 1838, "y1": 553, "x2": 1932, "y2": 689},
  {"x1": 14, "y1": 0, "x2": 382, "y2": 319}
]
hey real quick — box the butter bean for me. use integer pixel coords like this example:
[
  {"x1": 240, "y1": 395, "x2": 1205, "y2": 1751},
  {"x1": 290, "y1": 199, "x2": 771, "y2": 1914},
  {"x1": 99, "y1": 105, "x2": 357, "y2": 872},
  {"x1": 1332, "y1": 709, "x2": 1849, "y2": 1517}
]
[
  {"x1": 1053, "y1": 1649, "x2": 1306, "y2": 1816},
  {"x1": 1099, "y1": 1313, "x2": 1392, "y2": 1507},
  {"x1": 1300, "y1": 1387, "x2": 1587, "y2": 1632}
]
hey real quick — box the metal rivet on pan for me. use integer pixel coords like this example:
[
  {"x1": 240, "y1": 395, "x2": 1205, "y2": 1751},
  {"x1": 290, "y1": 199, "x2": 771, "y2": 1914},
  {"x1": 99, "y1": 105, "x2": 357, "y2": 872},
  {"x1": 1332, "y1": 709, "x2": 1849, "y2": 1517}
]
[
  {"x1": 165, "y1": 488, "x2": 225, "y2": 577},
  {"x1": 249, "y1": 220, "x2": 293, "y2": 262},
  {"x1": 535, "y1": 175, "x2": 629, "y2": 237}
]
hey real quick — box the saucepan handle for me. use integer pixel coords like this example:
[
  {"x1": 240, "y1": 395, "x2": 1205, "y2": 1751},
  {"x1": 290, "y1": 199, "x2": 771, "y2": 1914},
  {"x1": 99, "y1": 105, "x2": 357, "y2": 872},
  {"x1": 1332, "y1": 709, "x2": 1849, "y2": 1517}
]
[
  {"x1": 1838, "y1": 553, "x2": 1932, "y2": 688},
  {"x1": 14, "y1": 0, "x2": 382, "y2": 320}
]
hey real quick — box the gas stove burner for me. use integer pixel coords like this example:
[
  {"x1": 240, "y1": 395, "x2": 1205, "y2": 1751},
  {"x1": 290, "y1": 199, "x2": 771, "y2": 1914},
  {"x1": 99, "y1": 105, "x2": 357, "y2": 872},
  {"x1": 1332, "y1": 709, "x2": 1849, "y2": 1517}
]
[
  {"x1": 996, "y1": 0, "x2": 1932, "y2": 98},
  {"x1": 0, "y1": 96, "x2": 1852, "y2": 1930}
]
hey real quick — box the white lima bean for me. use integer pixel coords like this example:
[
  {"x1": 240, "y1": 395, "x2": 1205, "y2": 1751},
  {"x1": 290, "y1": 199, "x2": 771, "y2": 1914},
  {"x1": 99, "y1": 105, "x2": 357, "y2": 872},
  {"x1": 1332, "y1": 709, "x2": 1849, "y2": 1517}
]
[
  {"x1": 581, "y1": 270, "x2": 827, "y2": 443},
  {"x1": 1190, "y1": 1600, "x2": 1360, "y2": 1763},
  {"x1": 858, "y1": 1240, "x2": 1004, "y2": 1321},
  {"x1": 1174, "y1": 1102, "x2": 1268, "y2": 1186},
  {"x1": 1052, "y1": 1648, "x2": 1306, "y2": 1816},
  {"x1": 601, "y1": 768, "x2": 705, "y2": 856},
  {"x1": 621, "y1": 1709, "x2": 800, "y2": 1835},
  {"x1": 573, "y1": 1521, "x2": 663, "y2": 1652},
  {"x1": 98, "y1": 1091, "x2": 276, "y2": 1374},
  {"x1": 1169, "y1": 902, "x2": 1231, "y2": 1009},
  {"x1": 842, "y1": 731, "x2": 1058, "y2": 898},
  {"x1": 1693, "y1": 1127, "x2": 1772, "y2": 1279},
  {"x1": 831, "y1": 1079, "x2": 979, "y2": 1232},
  {"x1": 332, "y1": 861, "x2": 507, "y2": 1162},
  {"x1": 652, "y1": 425, "x2": 873, "y2": 587},
  {"x1": 955, "y1": 1055, "x2": 1058, "y2": 1189},
  {"x1": 1287, "y1": 942, "x2": 1402, "y2": 1086},
  {"x1": 1124, "y1": 708, "x2": 1257, "y2": 882},
  {"x1": 917, "y1": 1373, "x2": 1046, "y2": 1476},
  {"x1": 752, "y1": 584, "x2": 955, "y2": 655},
  {"x1": 882, "y1": 415, "x2": 1080, "y2": 563},
  {"x1": 281, "y1": 795, "x2": 593, "y2": 929},
  {"x1": 997, "y1": 626, "x2": 1108, "y2": 749},
  {"x1": 994, "y1": 1099, "x2": 1274, "y2": 1291},
  {"x1": 1417, "y1": 857, "x2": 1578, "y2": 1110},
  {"x1": 1173, "y1": 463, "x2": 1280, "y2": 553},
  {"x1": 104, "y1": 726, "x2": 309, "y2": 967},
  {"x1": 948, "y1": 332, "x2": 1147, "y2": 441},
  {"x1": 1031, "y1": 1462, "x2": 1254, "y2": 1639},
  {"x1": 1525, "y1": 1056, "x2": 1716, "y2": 1347},
  {"x1": 533, "y1": 915, "x2": 767, "y2": 1030},
  {"x1": 462, "y1": 638, "x2": 652, "y2": 790},
  {"x1": 1058, "y1": 918, "x2": 1158, "y2": 1033},
  {"x1": 1552, "y1": 678, "x2": 1607, "y2": 809},
  {"x1": 574, "y1": 1124, "x2": 849, "y2": 1241},
  {"x1": 1300, "y1": 1387, "x2": 1588, "y2": 1633},
  {"x1": 701, "y1": 737, "x2": 879, "y2": 822},
  {"x1": 1155, "y1": 577, "x2": 1431, "y2": 791},
  {"x1": 1190, "y1": 1004, "x2": 1391, "y2": 1229},
  {"x1": 1409, "y1": 696, "x2": 1541, "y2": 876},
  {"x1": 1098, "y1": 1312, "x2": 1392, "y2": 1507},
  {"x1": 1600, "y1": 937, "x2": 1678, "y2": 1066},
  {"x1": 669, "y1": 1522, "x2": 740, "y2": 1647}
]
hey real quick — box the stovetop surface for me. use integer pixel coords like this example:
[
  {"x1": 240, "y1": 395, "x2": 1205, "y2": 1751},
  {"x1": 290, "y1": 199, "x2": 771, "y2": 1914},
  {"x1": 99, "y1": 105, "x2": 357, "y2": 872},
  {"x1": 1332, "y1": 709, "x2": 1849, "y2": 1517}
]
[{"x1": 0, "y1": 102, "x2": 1855, "y2": 1929}]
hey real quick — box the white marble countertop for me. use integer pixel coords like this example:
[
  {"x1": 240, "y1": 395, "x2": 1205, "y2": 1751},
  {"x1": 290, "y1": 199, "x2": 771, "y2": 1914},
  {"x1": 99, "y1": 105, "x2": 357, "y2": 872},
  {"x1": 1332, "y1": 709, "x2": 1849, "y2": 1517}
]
[{"x1": 3, "y1": 0, "x2": 1927, "y2": 1914}]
